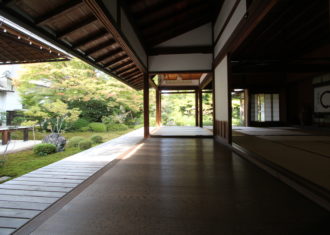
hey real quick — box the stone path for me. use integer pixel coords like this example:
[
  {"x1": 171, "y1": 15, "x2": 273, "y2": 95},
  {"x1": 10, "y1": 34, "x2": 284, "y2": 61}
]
[{"x1": 0, "y1": 128, "x2": 144, "y2": 235}]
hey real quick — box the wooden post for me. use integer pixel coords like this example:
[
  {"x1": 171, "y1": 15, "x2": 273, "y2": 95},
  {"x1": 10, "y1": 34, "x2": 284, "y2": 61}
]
[
  {"x1": 2, "y1": 130, "x2": 9, "y2": 145},
  {"x1": 156, "y1": 88, "x2": 161, "y2": 127},
  {"x1": 143, "y1": 73, "x2": 150, "y2": 138},
  {"x1": 195, "y1": 89, "x2": 199, "y2": 126},
  {"x1": 23, "y1": 128, "x2": 29, "y2": 141},
  {"x1": 199, "y1": 88, "x2": 203, "y2": 127}
]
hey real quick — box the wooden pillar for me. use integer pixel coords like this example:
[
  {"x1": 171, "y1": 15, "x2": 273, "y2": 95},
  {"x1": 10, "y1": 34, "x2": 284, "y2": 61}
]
[
  {"x1": 23, "y1": 128, "x2": 29, "y2": 141},
  {"x1": 199, "y1": 88, "x2": 203, "y2": 127},
  {"x1": 156, "y1": 88, "x2": 161, "y2": 127},
  {"x1": 244, "y1": 89, "x2": 250, "y2": 126},
  {"x1": 143, "y1": 73, "x2": 150, "y2": 138},
  {"x1": 195, "y1": 89, "x2": 199, "y2": 126},
  {"x1": 2, "y1": 130, "x2": 9, "y2": 145}
]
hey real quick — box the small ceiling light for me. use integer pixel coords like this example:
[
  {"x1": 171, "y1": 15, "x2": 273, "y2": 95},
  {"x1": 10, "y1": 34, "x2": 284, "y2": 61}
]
[
  {"x1": 3, "y1": 29, "x2": 7, "y2": 33},
  {"x1": 17, "y1": 36, "x2": 21, "y2": 39}
]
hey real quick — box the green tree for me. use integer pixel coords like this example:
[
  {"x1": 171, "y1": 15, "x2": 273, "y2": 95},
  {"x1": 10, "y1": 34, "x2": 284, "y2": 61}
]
[
  {"x1": 24, "y1": 100, "x2": 81, "y2": 134},
  {"x1": 15, "y1": 58, "x2": 143, "y2": 124}
]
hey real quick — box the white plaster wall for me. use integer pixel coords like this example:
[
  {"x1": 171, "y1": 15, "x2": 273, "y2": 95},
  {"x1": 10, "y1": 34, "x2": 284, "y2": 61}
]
[
  {"x1": 214, "y1": 55, "x2": 228, "y2": 121},
  {"x1": 214, "y1": 0, "x2": 246, "y2": 57},
  {"x1": 148, "y1": 53, "x2": 213, "y2": 72},
  {"x1": 101, "y1": 0, "x2": 117, "y2": 21},
  {"x1": 154, "y1": 23, "x2": 212, "y2": 48},
  {"x1": 214, "y1": 0, "x2": 237, "y2": 40},
  {"x1": 121, "y1": 9, "x2": 147, "y2": 66}
]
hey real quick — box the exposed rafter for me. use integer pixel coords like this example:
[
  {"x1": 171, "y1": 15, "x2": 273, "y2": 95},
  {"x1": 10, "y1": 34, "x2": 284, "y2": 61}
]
[{"x1": 36, "y1": 1, "x2": 84, "y2": 26}]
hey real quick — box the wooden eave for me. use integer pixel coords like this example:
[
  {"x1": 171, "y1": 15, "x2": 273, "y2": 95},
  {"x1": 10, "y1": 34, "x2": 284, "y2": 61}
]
[
  {"x1": 0, "y1": 21, "x2": 69, "y2": 64},
  {"x1": 0, "y1": 0, "x2": 146, "y2": 90}
]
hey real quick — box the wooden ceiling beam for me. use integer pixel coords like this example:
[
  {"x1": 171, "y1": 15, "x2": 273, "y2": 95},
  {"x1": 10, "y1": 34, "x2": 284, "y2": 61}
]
[
  {"x1": 115, "y1": 63, "x2": 135, "y2": 73},
  {"x1": 72, "y1": 31, "x2": 108, "y2": 49},
  {"x1": 57, "y1": 16, "x2": 97, "y2": 39},
  {"x1": 94, "y1": 48, "x2": 123, "y2": 63},
  {"x1": 126, "y1": 74, "x2": 142, "y2": 82},
  {"x1": 36, "y1": 0, "x2": 84, "y2": 25},
  {"x1": 111, "y1": 60, "x2": 133, "y2": 71},
  {"x1": 104, "y1": 55, "x2": 129, "y2": 68},
  {"x1": 123, "y1": 71, "x2": 141, "y2": 79},
  {"x1": 117, "y1": 68, "x2": 139, "y2": 77},
  {"x1": 84, "y1": 39, "x2": 116, "y2": 56}
]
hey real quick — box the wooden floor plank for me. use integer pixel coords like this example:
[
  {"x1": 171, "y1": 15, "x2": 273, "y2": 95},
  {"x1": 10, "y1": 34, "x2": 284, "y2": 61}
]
[
  {"x1": 22, "y1": 174, "x2": 87, "y2": 180},
  {"x1": 0, "y1": 218, "x2": 28, "y2": 229},
  {"x1": 0, "y1": 195, "x2": 57, "y2": 204},
  {"x1": 0, "y1": 201, "x2": 48, "y2": 210},
  {"x1": 0, "y1": 184, "x2": 71, "y2": 193},
  {"x1": 4, "y1": 181, "x2": 77, "y2": 188},
  {"x1": 0, "y1": 189, "x2": 64, "y2": 198},
  {"x1": 0, "y1": 228, "x2": 16, "y2": 235},
  {"x1": 13, "y1": 178, "x2": 83, "y2": 184},
  {"x1": 0, "y1": 208, "x2": 40, "y2": 219}
]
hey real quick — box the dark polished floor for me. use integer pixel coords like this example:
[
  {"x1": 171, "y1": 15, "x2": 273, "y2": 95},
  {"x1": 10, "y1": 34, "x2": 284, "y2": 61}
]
[{"x1": 30, "y1": 138, "x2": 329, "y2": 235}]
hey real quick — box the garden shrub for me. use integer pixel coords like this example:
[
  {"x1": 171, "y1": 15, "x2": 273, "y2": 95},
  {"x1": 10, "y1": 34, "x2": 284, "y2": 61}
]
[
  {"x1": 72, "y1": 118, "x2": 90, "y2": 130},
  {"x1": 67, "y1": 136, "x2": 85, "y2": 148},
  {"x1": 89, "y1": 122, "x2": 107, "y2": 132},
  {"x1": 79, "y1": 140, "x2": 92, "y2": 150},
  {"x1": 107, "y1": 123, "x2": 128, "y2": 131},
  {"x1": 90, "y1": 135, "x2": 103, "y2": 144},
  {"x1": 80, "y1": 126, "x2": 90, "y2": 132},
  {"x1": 33, "y1": 143, "x2": 56, "y2": 156}
]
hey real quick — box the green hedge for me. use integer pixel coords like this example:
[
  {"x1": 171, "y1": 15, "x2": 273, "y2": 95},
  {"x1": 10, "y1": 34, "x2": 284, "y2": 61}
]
[
  {"x1": 72, "y1": 118, "x2": 90, "y2": 130},
  {"x1": 67, "y1": 136, "x2": 85, "y2": 148},
  {"x1": 33, "y1": 143, "x2": 56, "y2": 156},
  {"x1": 107, "y1": 123, "x2": 128, "y2": 131},
  {"x1": 89, "y1": 122, "x2": 107, "y2": 132},
  {"x1": 91, "y1": 135, "x2": 103, "y2": 144},
  {"x1": 79, "y1": 140, "x2": 92, "y2": 150}
]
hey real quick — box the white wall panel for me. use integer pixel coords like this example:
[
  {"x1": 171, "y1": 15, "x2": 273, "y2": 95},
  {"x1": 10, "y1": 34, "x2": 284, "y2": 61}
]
[
  {"x1": 154, "y1": 23, "x2": 212, "y2": 48},
  {"x1": 214, "y1": 0, "x2": 246, "y2": 57},
  {"x1": 214, "y1": 0, "x2": 237, "y2": 40},
  {"x1": 121, "y1": 9, "x2": 147, "y2": 66},
  {"x1": 214, "y1": 55, "x2": 228, "y2": 120},
  {"x1": 148, "y1": 53, "x2": 212, "y2": 72}
]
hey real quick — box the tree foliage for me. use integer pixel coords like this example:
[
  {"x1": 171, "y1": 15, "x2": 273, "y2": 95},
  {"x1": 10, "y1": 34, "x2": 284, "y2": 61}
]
[{"x1": 15, "y1": 58, "x2": 143, "y2": 125}]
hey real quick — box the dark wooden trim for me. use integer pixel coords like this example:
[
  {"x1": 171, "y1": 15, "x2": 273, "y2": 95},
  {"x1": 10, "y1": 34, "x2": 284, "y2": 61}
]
[
  {"x1": 125, "y1": 72, "x2": 142, "y2": 81},
  {"x1": 117, "y1": 0, "x2": 121, "y2": 29},
  {"x1": 160, "y1": 91, "x2": 195, "y2": 94},
  {"x1": 149, "y1": 46, "x2": 212, "y2": 55},
  {"x1": 156, "y1": 88, "x2": 161, "y2": 127},
  {"x1": 214, "y1": 0, "x2": 241, "y2": 47},
  {"x1": 84, "y1": 39, "x2": 116, "y2": 56},
  {"x1": 158, "y1": 86, "x2": 199, "y2": 90},
  {"x1": 195, "y1": 89, "x2": 199, "y2": 126},
  {"x1": 143, "y1": 73, "x2": 150, "y2": 138},
  {"x1": 227, "y1": 54, "x2": 232, "y2": 144},
  {"x1": 149, "y1": 70, "x2": 212, "y2": 74},
  {"x1": 57, "y1": 17, "x2": 98, "y2": 39},
  {"x1": 199, "y1": 88, "x2": 203, "y2": 127},
  {"x1": 35, "y1": 0, "x2": 84, "y2": 25}
]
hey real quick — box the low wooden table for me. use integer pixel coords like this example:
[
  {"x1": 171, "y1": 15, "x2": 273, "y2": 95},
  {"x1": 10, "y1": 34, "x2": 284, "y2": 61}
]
[{"x1": 0, "y1": 126, "x2": 32, "y2": 145}]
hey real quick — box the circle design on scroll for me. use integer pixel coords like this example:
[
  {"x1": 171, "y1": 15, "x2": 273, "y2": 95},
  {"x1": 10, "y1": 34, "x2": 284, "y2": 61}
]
[{"x1": 320, "y1": 90, "x2": 330, "y2": 108}]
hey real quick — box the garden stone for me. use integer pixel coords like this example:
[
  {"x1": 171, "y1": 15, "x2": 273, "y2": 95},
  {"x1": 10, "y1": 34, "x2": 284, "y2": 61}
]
[{"x1": 42, "y1": 133, "x2": 66, "y2": 152}]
